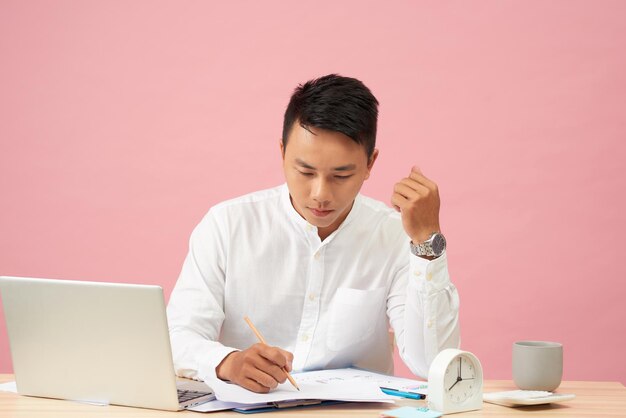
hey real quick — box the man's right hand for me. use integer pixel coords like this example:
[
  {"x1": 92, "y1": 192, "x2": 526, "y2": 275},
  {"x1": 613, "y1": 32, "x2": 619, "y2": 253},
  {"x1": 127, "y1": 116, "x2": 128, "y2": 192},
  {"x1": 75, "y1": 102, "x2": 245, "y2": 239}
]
[{"x1": 215, "y1": 343, "x2": 294, "y2": 393}]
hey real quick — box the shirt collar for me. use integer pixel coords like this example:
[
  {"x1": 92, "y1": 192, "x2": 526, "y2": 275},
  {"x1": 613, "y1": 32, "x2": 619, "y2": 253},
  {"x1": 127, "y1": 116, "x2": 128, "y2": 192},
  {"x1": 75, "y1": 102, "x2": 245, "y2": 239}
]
[{"x1": 280, "y1": 183, "x2": 362, "y2": 239}]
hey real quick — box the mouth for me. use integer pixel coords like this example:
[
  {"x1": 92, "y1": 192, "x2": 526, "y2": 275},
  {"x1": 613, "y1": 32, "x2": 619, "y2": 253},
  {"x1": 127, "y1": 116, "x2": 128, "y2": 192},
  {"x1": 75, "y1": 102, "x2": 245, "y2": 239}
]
[{"x1": 309, "y1": 208, "x2": 334, "y2": 218}]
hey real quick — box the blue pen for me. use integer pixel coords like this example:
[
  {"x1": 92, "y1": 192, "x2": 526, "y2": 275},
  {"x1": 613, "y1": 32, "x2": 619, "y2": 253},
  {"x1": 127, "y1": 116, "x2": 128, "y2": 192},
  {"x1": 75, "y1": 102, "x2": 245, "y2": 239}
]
[{"x1": 380, "y1": 387, "x2": 426, "y2": 400}]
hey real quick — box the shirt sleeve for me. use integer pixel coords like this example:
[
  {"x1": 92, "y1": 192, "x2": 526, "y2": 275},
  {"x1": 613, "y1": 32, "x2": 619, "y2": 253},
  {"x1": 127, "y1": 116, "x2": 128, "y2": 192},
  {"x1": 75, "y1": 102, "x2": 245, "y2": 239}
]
[
  {"x1": 387, "y1": 250, "x2": 461, "y2": 378},
  {"x1": 166, "y1": 209, "x2": 238, "y2": 380}
]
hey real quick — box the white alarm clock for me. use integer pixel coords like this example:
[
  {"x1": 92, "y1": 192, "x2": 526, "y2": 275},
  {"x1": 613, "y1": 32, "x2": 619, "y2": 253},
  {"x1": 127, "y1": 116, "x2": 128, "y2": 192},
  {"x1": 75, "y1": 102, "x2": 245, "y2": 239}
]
[{"x1": 427, "y1": 348, "x2": 483, "y2": 414}]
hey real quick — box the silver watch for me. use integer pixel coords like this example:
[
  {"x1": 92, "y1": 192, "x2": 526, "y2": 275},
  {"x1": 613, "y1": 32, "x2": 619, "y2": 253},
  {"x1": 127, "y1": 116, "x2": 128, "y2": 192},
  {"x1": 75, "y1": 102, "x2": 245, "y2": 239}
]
[{"x1": 410, "y1": 232, "x2": 446, "y2": 257}]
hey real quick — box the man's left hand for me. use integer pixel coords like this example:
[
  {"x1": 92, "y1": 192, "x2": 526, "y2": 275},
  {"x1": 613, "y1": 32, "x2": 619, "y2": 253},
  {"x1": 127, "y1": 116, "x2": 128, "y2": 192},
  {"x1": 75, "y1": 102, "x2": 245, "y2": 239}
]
[{"x1": 391, "y1": 166, "x2": 441, "y2": 243}]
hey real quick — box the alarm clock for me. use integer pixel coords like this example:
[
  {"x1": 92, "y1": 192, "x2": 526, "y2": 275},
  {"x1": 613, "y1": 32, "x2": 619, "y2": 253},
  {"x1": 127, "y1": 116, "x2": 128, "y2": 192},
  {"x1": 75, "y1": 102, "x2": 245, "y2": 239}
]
[{"x1": 427, "y1": 348, "x2": 483, "y2": 414}]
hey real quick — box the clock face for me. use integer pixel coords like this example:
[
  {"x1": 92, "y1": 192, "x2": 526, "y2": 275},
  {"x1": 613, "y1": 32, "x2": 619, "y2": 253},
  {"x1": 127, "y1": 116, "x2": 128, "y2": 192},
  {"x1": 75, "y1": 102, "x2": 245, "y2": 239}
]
[
  {"x1": 443, "y1": 354, "x2": 479, "y2": 404},
  {"x1": 432, "y1": 233, "x2": 446, "y2": 255}
]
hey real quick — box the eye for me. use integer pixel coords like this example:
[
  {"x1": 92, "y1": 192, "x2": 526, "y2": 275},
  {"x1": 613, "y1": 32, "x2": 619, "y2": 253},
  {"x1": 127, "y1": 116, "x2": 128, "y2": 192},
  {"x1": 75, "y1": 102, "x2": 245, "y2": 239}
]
[
  {"x1": 334, "y1": 175, "x2": 353, "y2": 180},
  {"x1": 297, "y1": 170, "x2": 314, "y2": 177}
]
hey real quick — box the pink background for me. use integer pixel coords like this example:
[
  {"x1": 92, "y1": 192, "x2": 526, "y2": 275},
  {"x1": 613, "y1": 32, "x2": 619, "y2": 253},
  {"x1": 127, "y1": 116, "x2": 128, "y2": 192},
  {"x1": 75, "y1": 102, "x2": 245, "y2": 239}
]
[{"x1": 1, "y1": 1, "x2": 625, "y2": 383}]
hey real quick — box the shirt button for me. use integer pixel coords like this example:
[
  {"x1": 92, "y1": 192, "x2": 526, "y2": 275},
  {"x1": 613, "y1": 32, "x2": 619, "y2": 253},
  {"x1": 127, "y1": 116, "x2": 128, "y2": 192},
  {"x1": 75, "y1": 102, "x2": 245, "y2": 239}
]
[
  {"x1": 314, "y1": 252, "x2": 320, "y2": 260},
  {"x1": 427, "y1": 272, "x2": 433, "y2": 281},
  {"x1": 427, "y1": 319, "x2": 433, "y2": 328},
  {"x1": 301, "y1": 334, "x2": 309, "y2": 342},
  {"x1": 414, "y1": 270, "x2": 421, "y2": 277},
  {"x1": 308, "y1": 294, "x2": 316, "y2": 301}
]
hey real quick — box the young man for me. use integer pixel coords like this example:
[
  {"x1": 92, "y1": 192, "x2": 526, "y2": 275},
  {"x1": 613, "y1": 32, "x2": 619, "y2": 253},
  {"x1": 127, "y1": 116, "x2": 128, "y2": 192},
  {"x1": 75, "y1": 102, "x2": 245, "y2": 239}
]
[{"x1": 167, "y1": 74, "x2": 460, "y2": 393}]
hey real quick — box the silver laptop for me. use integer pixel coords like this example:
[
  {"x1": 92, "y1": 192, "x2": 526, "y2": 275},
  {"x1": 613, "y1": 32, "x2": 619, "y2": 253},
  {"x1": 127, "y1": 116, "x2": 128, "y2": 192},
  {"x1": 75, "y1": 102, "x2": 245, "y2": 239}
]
[{"x1": 0, "y1": 276, "x2": 215, "y2": 411}]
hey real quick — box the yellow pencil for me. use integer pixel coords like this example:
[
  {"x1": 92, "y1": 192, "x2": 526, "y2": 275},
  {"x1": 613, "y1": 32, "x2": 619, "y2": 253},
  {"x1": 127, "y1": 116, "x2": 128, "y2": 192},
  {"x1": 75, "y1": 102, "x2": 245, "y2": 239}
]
[{"x1": 243, "y1": 316, "x2": 300, "y2": 391}]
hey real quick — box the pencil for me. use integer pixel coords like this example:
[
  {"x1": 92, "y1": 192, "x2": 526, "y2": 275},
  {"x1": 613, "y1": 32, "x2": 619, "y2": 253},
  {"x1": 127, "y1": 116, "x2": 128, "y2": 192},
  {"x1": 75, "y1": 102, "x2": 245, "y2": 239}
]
[{"x1": 243, "y1": 316, "x2": 300, "y2": 391}]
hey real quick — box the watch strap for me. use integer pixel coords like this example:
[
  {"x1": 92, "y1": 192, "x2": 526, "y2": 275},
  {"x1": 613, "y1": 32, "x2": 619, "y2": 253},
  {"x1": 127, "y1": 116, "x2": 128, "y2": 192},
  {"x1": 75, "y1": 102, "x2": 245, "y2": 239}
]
[{"x1": 410, "y1": 240, "x2": 436, "y2": 257}]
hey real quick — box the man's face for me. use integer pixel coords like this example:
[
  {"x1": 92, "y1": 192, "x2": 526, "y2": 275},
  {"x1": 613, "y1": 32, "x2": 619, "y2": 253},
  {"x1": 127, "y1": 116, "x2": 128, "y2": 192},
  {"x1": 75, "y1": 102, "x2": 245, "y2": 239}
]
[{"x1": 281, "y1": 123, "x2": 378, "y2": 240}]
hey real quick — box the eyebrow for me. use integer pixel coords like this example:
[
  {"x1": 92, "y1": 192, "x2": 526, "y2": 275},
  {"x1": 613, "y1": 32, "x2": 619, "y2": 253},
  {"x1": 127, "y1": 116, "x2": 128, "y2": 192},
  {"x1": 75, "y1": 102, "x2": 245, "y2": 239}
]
[{"x1": 295, "y1": 159, "x2": 356, "y2": 172}]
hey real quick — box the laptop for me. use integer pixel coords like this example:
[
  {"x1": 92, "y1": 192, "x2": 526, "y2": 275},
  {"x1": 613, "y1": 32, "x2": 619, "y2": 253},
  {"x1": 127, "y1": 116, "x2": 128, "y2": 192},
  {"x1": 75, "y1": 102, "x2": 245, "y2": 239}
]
[{"x1": 0, "y1": 276, "x2": 215, "y2": 411}]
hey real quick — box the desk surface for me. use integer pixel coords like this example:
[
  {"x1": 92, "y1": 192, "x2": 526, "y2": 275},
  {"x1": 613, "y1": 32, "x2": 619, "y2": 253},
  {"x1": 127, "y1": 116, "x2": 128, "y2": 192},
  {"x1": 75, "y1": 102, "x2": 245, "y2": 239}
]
[{"x1": 1, "y1": 375, "x2": 625, "y2": 417}]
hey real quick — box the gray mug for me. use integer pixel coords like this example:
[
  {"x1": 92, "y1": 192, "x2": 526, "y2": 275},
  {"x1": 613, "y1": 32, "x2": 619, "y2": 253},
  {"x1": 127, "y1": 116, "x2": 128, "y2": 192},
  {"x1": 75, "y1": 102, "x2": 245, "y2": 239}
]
[{"x1": 512, "y1": 341, "x2": 563, "y2": 391}]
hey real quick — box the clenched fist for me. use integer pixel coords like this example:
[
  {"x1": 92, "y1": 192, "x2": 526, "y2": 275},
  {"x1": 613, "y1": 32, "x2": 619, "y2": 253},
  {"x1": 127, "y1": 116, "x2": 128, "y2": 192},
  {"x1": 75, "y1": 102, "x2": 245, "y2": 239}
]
[{"x1": 391, "y1": 166, "x2": 441, "y2": 244}]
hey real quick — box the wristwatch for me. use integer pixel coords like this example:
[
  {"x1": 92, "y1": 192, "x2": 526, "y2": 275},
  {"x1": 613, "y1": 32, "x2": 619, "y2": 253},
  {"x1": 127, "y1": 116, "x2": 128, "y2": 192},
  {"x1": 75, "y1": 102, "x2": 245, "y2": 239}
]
[{"x1": 410, "y1": 232, "x2": 447, "y2": 258}]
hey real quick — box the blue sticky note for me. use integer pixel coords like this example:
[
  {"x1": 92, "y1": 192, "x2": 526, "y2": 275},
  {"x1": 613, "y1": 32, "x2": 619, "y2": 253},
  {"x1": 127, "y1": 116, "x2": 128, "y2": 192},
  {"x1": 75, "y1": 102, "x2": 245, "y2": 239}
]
[{"x1": 381, "y1": 406, "x2": 443, "y2": 418}]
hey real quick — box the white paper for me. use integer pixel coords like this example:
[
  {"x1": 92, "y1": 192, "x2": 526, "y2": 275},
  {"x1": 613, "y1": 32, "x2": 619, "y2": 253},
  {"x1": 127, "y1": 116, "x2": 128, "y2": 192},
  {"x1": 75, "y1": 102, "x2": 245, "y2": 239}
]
[
  {"x1": 186, "y1": 399, "x2": 257, "y2": 412},
  {"x1": 296, "y1": 368, "x2": 428, "y2": 395},
  {"x1": 0, "y1": 381, "x2": 18, "y2": 393},
  {"x1": 202, "y1": 368, "x2": 397, "y2": 405}
]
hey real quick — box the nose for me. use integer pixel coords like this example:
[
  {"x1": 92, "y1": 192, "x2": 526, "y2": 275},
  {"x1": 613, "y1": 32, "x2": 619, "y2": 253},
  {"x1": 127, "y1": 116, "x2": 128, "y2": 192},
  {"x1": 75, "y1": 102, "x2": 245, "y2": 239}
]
[{"x1": 311, "y1": 177, "x2": 332, "y2": 207}]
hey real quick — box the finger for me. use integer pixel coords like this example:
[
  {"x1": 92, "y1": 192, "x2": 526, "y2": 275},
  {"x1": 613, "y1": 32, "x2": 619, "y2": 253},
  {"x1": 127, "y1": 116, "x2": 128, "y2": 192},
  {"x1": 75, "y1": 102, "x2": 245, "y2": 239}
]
[
  {"x1": 391, "y1": 192, "x2": 408, "y2": 211},
  {"x1": 251, "y1": 355, "x2": 288, "y2": 384},
  {"x1": 400, "y1": 177, "x2": 432, "y2": 193},
  {"x1": 258, "y1": 346, "x2": 291, "y2": 369},
  {"x1": 247, "y1": 366, "x2": 280, "y2": 390},
  {"x1": 241, "y1": 377, "x2": 271, "y2": 393},
  {"x1": 279, "y1": 349, "x2": 294, "y2": 372},
  {"x1": 273, "y1": 347, "x2": 294, "y2": 366},
  {"x1": 409, "y1": 170, "x2": 438, "y2": 191},
  {"x1": 255, "y1": 346, "x2": 291, "y2": 382},
  {"x1": 395, "y1": 181, "x2": 428, "y2": 200}
]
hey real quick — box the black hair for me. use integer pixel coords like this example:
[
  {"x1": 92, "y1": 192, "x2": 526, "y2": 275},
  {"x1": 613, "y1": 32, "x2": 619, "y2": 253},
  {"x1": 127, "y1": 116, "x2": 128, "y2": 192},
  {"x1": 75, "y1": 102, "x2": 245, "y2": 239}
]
[{"x1": 282, "y1": 74, "x2": 379, "y2": 158}]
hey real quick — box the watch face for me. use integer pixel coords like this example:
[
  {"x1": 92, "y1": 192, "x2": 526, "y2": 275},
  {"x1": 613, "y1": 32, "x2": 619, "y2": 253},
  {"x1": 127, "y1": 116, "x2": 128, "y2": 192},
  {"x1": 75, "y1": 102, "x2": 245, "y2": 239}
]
[
  {"x1": 444, "y1": 354, "x2": 478, "y2": 404},
  {"x1": 431, "y1": 233, "x2": 446, "y2": 255}
]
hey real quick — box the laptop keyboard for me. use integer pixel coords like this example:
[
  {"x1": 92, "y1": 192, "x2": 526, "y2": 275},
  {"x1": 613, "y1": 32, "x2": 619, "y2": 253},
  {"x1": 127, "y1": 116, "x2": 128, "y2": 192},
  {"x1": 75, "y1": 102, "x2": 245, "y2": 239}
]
[{"x1": 177, "y1": 389, "x2": 212, "y2": 403}]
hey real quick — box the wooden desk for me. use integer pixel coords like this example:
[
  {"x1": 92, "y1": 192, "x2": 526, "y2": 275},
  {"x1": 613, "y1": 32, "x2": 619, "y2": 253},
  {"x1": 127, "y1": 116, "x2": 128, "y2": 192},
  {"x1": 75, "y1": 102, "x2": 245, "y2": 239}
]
[{"x1": 1, "y1": 375, "x2": 625, "y2": 417}]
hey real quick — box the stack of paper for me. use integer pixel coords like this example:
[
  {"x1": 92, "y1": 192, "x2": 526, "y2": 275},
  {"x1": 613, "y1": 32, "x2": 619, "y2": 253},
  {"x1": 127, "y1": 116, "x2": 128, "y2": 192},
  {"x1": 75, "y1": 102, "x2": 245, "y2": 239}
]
[
  {"x1": 189, "y1": 368, "x2": 401, "y2": 412},
  {"x1": 208, "y1": 376, "x2": 396, "y2": 404}
]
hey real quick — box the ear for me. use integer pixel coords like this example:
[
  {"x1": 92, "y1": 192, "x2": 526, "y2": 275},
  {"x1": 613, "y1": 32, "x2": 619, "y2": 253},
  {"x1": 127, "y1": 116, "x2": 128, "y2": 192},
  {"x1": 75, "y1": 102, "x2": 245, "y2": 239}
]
[
  {"x1": 279, "y1": 140, "x2": 285, "y2": 162},
  {"x1": 364, "y1": 149, "x2": 379, "y2": 180}
]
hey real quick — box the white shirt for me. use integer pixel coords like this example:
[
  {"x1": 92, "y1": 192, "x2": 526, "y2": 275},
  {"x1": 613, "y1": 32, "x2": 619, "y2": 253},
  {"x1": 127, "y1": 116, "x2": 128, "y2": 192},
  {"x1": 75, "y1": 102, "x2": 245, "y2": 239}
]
[{"x1": 167, "y1": 184, "x2": 460, "y2": 380}]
